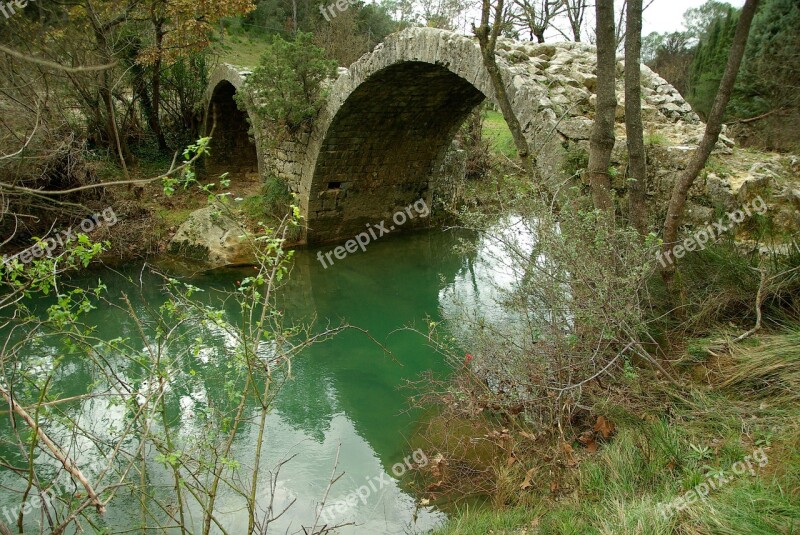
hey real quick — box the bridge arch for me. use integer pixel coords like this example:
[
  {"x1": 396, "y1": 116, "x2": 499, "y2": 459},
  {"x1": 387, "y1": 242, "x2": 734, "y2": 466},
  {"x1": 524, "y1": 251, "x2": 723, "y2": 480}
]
[
  {"x1": 207, "y1": 28, "x2": 701, "y2": 245},
  {"x1": 300, "y1": 29, "x2": 566, "y2": 243},
  {"x1": 204, "y1": 66, "x2": 262, "y2": 178}
]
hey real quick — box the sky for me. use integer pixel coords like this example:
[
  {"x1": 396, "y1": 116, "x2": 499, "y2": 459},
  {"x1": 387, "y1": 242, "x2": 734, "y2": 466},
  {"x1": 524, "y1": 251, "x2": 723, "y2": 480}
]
[
  {"x1": 642, "y1": 0, "x2": 745, "y2": 35},
  {"x1": 455, "y1": 0, "x2": 747, "y2": 41}
]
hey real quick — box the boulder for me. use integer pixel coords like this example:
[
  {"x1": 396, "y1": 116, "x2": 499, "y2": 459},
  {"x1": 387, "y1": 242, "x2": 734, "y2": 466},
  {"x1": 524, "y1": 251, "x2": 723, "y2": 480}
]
[
  {"x1": 685, "y1": 202, "x2": 715, "y2": 226},
  {"x1": 169, "y1": 205, "x2": 256, "y2": 268},
  {"x1": 705, "y1": 172, "x2": 737, "y2": 212}
]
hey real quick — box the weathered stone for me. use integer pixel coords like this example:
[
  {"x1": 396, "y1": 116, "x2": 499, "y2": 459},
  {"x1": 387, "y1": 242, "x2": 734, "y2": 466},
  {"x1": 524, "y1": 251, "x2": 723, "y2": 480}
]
[
  {"x1": 705, "y1": 173, "x2": 737, "y2": 211},
  {"x1": 169, "y1": 205, "x2": 256, "y2": 267},
  {"x1": 737, "y1": 163, "x2": 778, "y2": 201},
  {"x1": 685, "y1": 202, "x2": 715, "y2": 225},
  {"x1": 556, "y1": 117, "x2": 593, "y2": 140},
  {"x1": 206, "y1": 27, "x2": 705, "y2": 245}
]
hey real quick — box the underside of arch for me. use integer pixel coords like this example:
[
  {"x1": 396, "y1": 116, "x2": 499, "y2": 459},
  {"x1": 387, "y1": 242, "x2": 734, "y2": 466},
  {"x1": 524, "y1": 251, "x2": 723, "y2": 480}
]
[
  {"x1": 206, "y1": 81, "x2": 258, "y2": 177},
  {"x1": 306, "y1": 61, "x2": 486, "y2": 244}
]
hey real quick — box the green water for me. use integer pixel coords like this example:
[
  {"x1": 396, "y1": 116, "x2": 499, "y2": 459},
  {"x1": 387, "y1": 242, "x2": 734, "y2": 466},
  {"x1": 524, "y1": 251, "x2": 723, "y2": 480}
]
[{"x1": 0, "y1": 225, "x2": 516, "y2": 534}]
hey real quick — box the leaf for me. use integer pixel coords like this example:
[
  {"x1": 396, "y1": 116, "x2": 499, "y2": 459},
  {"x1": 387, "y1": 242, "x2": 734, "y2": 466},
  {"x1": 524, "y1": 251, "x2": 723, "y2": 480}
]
[
  {"x1": 519, "y1": 431, "x2": 536, "y2": 441},
  {"x1": 561, "y1": 441, "x2": 577, "y2": 466},
  {"x1": 520, "y1": 467, "x2": 536, "y2": 490},
  {"x1": 593, "y1": 416, "x2": 616, "y2": 439},
  {"x1": 507, "y1": 455, "x2": 517, "y2": 467},
  {"x1": 577, "y1": 430, "x2": 598, "y2": 452}
]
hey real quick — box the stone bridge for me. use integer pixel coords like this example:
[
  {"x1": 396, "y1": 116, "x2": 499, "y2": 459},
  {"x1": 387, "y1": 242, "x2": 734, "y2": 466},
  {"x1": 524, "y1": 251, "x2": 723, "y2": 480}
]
[{"x1": 205, "y1": 27, "x2": 701, "y2": 245}]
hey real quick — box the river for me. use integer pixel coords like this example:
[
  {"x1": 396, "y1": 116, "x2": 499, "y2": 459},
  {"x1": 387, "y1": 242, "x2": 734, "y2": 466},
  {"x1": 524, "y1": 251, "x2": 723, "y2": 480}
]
[{"x1": 0, "y1": 223, "x2": 518, "y2": 534}]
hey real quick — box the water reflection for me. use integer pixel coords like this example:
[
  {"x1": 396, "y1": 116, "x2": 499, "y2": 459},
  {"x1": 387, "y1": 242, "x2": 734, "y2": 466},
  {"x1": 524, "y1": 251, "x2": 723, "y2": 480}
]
[{"x1": 2, "y1": 228, "x2": 492, "y2": 533}]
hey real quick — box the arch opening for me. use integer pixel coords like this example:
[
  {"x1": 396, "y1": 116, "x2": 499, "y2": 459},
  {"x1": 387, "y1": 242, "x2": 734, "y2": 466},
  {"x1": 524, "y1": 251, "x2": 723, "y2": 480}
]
[
  {"x1": 206, "y1": 81, "x2": 258, "y2": 177},
  {"x1": 307, "y1": 61, "x2": 486, "y2": 244}
]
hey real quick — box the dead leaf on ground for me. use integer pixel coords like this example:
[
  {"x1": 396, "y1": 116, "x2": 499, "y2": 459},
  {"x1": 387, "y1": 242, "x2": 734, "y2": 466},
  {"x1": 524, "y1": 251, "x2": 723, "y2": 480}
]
[
  {"x1": 430, "y1": 453, "x2": 446, "y2": 478},
  {"x1": 594, "y1": 415, "x2": 616, "y2": 439},
  {"x1": 520, "y1": 467, "x2": 536, "y2": 490},
  {"x1": 561, "y1": 441, "x2": 577, "y2": 466},
  {"x1": 577, "y1": 430, "x2": 598, "y2": 452}
]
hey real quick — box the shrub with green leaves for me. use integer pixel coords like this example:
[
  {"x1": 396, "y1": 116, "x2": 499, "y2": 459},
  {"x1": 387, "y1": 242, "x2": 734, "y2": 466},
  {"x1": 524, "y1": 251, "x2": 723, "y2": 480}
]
[{"x1": 240, "y1": 33, "x2": 337, "y2": 132}]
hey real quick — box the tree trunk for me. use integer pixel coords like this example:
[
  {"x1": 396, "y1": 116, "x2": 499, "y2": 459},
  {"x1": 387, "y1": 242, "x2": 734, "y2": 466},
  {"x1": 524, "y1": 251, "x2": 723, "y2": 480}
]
[
  {"x1": 625, "y1": 0, "x2": 647, "y2": 235},
  {"x1": 585, "y1": 0, "x2": 616, "y2": 216},
  {"x1": 151, "y1": 19, "x2": 169, "y2": 152},
  {"x1": 661, "y1": 0, "x2": 760, "y2": 282},
  {"x1": 475, "y1": 0, "x2": 539, "y2": 184}
]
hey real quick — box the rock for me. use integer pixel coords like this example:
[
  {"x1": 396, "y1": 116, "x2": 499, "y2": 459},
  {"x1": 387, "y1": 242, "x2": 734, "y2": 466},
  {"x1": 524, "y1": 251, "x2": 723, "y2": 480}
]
[
  {"x1": 685, "y1": 202, "x2": 715, "y2": 225},
  {"x1": 556, "y1": 117, "x2": 593, "y2": 140},
  {"x1": 169, "y1": 205, "x2": 256, "y2": 268},
  {"x1": 738, "y1": 175, "x2": 772, "y2": 202},
  {"x1": 705, "y1": 172, "x2": 737, "y2": 211},
  {"x1": 574, "y1": 71, "x2": 597, "y2": 91},
  {"x1": 791, "y1": 189, "x2": 800, "y2": 210}
]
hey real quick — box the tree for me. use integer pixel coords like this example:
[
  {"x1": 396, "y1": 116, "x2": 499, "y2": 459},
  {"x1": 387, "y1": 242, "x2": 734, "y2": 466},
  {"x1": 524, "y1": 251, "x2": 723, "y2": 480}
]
[
  {"x1": 558, "y1": 0, "x2": 588, "y2": 41},
  {"x1": 509, "y1": 0, "x2": 562, "y2": 42},
  {"x1": 625, "y1": 0, "x2": 647, "y2": 234},
  {"x1": 136, "y1": 0, "x2": 256, "y2": 151},
  {"x1": 242, "y1": 33, "x2": 337, "y2": 133},
  {"x1": 419, "y1": 0, "x2": 472, "y2": 29},
  {"x1": 687, "y1": 5, "x2": 739, "y2": 117},
  {"x1": 661, "y1": 0, "x2": 760, "y2": 282},
  {"x1": 474, "y1": 0, "x2": 540, "y2": 184},
  {"x1": 585, "y1": 0, "x2": 616, "y2": 216},
  {"x1": 313, "y1": 8, "x2": 371, "y2": 66},
  {"x1": 683, "y1": 0, "x2": 735, "y2": 40},
  {"x1": 728, "y1": 0, "x2": 800, "y2": 150},
  {"x1": 645, "y1": 31, "x2": 694, "y2": 94}
]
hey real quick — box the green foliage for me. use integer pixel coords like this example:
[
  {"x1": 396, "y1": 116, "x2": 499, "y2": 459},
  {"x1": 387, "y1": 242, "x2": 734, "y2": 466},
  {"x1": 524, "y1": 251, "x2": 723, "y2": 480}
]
[
  {"x1": 240, "y1": 32, "x2": 337, "y2": 131},
  {"x1": 683, "y1": 0, "x2": 737, "y2": 40},
  {"x1": 644, "y1": 132, "x2": 668, "y2": 146},
  {"x1": 562, "y1": 145, "x2": 589, "y2": 177},
  {"x1": 731, "y1": 0, "x2": 800, "y2": 117},
  {"x1": 481, "y1": 109, "x2": 516, "y2": 160},
  {"x1": 240, "y1": 175, "x2": 294, "y2": 220},
  {"x1": 686, "y1": 4, "x2": 739, "y2": 118}
]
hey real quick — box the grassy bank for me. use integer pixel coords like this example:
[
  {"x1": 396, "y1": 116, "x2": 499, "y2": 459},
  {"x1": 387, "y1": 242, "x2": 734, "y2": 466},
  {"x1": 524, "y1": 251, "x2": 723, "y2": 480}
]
[{"x1": 428, "y1": 322, "x2": 800, "y2": 534}]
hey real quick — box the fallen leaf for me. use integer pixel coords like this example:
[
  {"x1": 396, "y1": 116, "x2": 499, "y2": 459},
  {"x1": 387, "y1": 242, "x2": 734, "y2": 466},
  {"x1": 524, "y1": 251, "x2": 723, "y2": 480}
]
[
  {"x1": 430, "y1": 453, "x2": 446, "y2": 478},
  {"x1": 507, "y1": 456, "x2": 517, "y2": 467},
  {"x1": 594, "y1": 416, "x2": 616, "y2": 439},
  {"x1": 577, "y1": 430, "x2": 598, "y2": 452},
  {"x1": 520, "y1": 467, "x2": 536, "y2": 490},
  {"x1": 561, "y1": 441, "x2": 577, "y2": 466},
  {"x1": 519, "y1": 431, "x2": 536, "y2": 441}
]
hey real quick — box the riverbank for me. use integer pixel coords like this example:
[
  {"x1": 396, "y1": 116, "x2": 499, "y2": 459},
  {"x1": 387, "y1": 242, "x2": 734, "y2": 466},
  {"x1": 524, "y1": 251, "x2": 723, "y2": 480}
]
[{"x1": 426, "y1": 322, "x2": 800, "y2": 534}]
